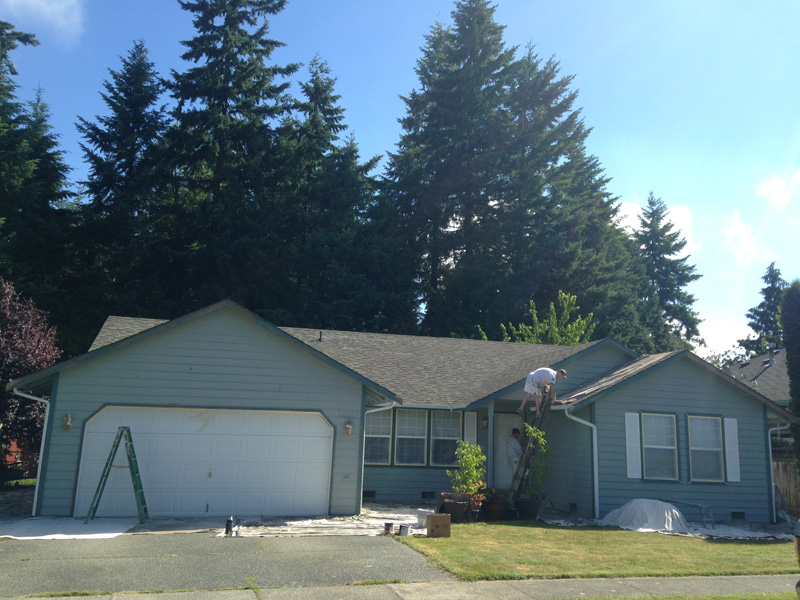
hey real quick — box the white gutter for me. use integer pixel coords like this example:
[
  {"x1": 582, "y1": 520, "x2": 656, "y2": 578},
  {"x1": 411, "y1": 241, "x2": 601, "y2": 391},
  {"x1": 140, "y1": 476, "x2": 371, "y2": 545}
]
[
  {"x1": 12, "y1": 389, "x2": 50, "y2": 518},
  {"x1": 768, "y1": 420, "x2": 790, "y2": 524},
  {"x1": 555, "y1": 404, "x2": 600, "y2": 519}
]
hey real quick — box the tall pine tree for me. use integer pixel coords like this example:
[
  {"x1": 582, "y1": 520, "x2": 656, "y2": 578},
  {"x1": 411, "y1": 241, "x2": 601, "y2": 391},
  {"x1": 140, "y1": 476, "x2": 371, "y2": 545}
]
[
  {"x1": 165, "y1": 0, "x2": 297, "y2": 312},
  {"x1": 738, "y1": 261, "x2": 787, "y2": 354},
  {"x1": 633, "y1": 192, "x2": 701, "y2": 350},
  {"x1": 387, "y1": 0, "x2": 626, "y2": 340},
  {"x1": 76, "y1": 40, "x2": 169, "y2": 322}
]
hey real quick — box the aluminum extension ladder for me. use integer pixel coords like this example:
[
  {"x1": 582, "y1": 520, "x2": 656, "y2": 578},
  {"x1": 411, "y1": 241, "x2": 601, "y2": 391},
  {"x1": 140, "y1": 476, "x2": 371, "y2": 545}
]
[
  {"x1": 509, "y1": 384, "x2": 554, "y2": 499},
  {"x1": 85, "y1": 426, "x2": 148, "y2": 524}
]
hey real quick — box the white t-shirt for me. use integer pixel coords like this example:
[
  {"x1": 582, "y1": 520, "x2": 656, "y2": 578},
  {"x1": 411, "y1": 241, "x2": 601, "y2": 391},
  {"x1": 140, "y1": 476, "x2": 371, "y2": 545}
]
[{"x1": 524, "y1": 367, "x2": 557, "y2": 395}]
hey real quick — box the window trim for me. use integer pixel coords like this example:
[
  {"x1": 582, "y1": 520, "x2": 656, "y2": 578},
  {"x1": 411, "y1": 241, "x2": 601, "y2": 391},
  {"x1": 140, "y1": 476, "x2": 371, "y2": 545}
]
[
  {"x1": 393, "y1": 409, "x2": 428, "y2": 466},
  {"x1": 430, "y1": 410, "x2": 462, "y2": 467},
  {"x1": 364, "y1": 409, "x2": 393, "y2": 465},
  {"x1": 641, "y1": 412, "x2": 679, "y2": 481},
  {"x1": 687, "y1": 414, "x2": 725, "y2": 483}
]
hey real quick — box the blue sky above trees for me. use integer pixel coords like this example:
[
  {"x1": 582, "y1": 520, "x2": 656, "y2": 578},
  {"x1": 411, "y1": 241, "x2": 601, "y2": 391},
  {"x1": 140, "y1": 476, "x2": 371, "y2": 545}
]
[{"x1": 2, "y1": 0, "x2": 798, "y2": 355}]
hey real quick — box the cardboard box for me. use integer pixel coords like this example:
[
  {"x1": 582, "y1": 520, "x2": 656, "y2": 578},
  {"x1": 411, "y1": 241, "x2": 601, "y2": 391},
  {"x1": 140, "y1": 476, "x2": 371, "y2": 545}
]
[{"x1": 426, "y1": 513, "x2": 451, "y2": 538}]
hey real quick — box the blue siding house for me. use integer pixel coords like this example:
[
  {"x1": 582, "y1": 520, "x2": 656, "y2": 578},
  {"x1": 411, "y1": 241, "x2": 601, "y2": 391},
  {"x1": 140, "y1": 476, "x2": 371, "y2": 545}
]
[{"x1": 7, "y1": 300, "x2": 796, "y2": 523}]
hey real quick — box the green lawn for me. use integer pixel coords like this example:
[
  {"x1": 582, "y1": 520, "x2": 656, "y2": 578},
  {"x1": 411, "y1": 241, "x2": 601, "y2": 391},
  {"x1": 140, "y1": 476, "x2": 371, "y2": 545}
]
[{"x1": 400, "y1": 521, "x2": 798, "y2": 581}]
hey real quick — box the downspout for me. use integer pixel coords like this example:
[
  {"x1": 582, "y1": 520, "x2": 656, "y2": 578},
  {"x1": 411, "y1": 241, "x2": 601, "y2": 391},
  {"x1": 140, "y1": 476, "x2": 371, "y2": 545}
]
[
  {"x1": 561, "y1": 405, "x2": 600, "y2": 519},
  {"x1": 12, "y1": 389, "x2": 50, "y2": 518},
  {"x1": 361, "y1": 401, "x2": 396, "y2": 507},
  {"x1": 768, "y1": 421, "x2": 789, "y2": 523}
]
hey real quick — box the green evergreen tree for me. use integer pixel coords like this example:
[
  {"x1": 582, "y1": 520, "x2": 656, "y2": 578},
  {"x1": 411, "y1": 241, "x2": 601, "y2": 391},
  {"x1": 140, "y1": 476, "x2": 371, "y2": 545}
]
[
  {"x1": 0, "y1": 24, "x2": 79, "y2": 354},
  {"x1": 0, "y1": 22, "x2": 39, "y2": 277},
  {"x1": 738, "y1": 261, "x2": 787, "y2": 354},
  {"x1": 262, "y1": 57, "x2": 411, "y2": 330},
  {"x1": 165, "y1": 0, "x2": 297, "y2": 311},
  {"x1": 388, "y1": 1, "x2": 629, "y2": 341},
  {"x1": 75, "y1": 40, "x2": 169, "y2": 318},
  {"x1": 781, "y1": 280, "x2": 800, "y2": 464},
  {"x1": 633, "y1": 192, "x2": 701, "y2": 350},
  {"x1": 387, "y1": 0, "x2": 515, "y2": 334}
]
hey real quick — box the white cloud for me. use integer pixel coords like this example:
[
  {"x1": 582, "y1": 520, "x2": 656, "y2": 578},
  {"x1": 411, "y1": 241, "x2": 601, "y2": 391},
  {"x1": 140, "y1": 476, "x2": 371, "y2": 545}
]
[
  {"x1": 616, "y1": 200, "x2": 642, "y2": 233},
  {"x1": 756, "y1": 167, "x2": 800, "y2": 209},
  {"x1": 0, "y1": 0, "x2": 85, "y2": 44},
  {"x1": 721, "y1": 210, "x2": 769, "y2": 266}
]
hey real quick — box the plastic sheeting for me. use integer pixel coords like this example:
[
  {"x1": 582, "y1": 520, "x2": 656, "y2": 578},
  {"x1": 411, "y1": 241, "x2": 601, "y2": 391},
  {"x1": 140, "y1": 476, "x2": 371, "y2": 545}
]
[{"x1": 600, "y1": 499, "x2": 690, "y2": 533}]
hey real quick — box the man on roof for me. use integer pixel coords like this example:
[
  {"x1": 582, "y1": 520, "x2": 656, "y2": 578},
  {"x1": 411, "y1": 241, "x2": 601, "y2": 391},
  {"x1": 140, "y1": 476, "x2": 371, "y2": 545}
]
[{"x1": 517, "y1": 367, "x2": 567, "y2": 417}]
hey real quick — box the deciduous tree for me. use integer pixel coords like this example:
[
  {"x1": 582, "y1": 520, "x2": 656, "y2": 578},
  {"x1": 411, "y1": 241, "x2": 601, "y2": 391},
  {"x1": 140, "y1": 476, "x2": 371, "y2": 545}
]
[{"x1": 0, "y1": 278, "x2": 61, "y2": 466}]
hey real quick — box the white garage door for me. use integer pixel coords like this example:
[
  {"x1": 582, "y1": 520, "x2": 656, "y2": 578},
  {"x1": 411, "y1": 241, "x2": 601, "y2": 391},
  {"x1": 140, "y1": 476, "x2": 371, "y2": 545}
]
[{"x1": 74, "y1": 407, "x2": 333, "y2": 518}]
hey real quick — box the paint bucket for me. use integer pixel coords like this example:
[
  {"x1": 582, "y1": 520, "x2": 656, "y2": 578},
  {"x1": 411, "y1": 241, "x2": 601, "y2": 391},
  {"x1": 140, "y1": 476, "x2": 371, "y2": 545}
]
[
  {"x1": 384, "y1": 522, "x2": 393, "y2": 533},
  {"x1": 399, "y1": 524, "x2": 410, "y2": 536},
  {"x1": 417, "y1": 509, "x2": 434, "y2": 527}
]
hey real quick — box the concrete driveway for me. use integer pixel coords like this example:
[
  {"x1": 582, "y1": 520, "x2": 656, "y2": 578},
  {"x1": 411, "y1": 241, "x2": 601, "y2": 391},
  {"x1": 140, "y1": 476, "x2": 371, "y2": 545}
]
[{"x1": 0, "y1": 530, "x2": 454, "y2": 596}]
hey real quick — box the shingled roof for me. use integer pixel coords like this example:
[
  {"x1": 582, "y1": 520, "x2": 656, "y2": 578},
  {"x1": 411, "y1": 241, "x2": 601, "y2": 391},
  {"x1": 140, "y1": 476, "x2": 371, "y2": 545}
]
[
  {"x1": 727, "y1": 349, "x2": 790, "y2": 407},
  {"x1": 88, "y1": 316, "x2": 168, "y2": 351},
  {"x1": 281, "y1": 327, "x2": 606, "y2": 408},
  {"x1": 19, "y1": 303, "x2": 610, "y2": 409},
  {"x1": 558, "y1": 349, "x2": 797, "y2": 422}
]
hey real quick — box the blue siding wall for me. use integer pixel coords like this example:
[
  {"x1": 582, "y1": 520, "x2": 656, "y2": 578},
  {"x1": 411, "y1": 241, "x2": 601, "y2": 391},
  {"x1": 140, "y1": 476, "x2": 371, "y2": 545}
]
[
  {"x1": 363, "y1": 466, "x2": 451, "y2": 503},
  {"x1": 593, "y1": 357, "x2": 774, "y2": 523},
  {"x1": 543, "y1": 408, "x2": 595, "y2": 517},
  {"x1": 37, "y1": 308, "x2": 365, "y2": 517}
]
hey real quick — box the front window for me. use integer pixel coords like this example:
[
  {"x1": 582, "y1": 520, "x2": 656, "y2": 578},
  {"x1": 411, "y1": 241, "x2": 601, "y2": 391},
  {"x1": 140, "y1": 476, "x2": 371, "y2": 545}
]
[
  {"x1": 364, "y1": 410, "x2": 392, "y2": 464},
  {"x1": 689, "y1": 416, "x2": 724, "y2": 482},
  {"x1": 431, "y1": 411, "x2": 461, "y2": 466},
  {"x1": 642, "y1": 413, "x2": 678, "y2": 480},
  {"x1": 395, "y1": 410, "x2": 427, "y2": 465}
]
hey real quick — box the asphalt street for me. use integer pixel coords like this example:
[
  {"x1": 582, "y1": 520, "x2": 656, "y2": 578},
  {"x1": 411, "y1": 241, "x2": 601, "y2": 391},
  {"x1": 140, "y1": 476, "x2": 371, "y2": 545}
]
[{"x1": 0, "y1": 532, "x2": 453, "y2": 596}]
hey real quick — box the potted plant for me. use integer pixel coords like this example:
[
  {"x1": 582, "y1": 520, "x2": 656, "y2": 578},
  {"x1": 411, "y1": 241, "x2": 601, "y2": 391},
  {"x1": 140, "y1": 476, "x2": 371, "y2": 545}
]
[
  {"x1": 514, "y1": 424, "x2": 549, "y2": 520},
  {"x1": 443, "y1": 440, "x2": 486, "y2": 522},
  {"x1": 479, "y1": 486, "x2": 509, "y2": 521}
]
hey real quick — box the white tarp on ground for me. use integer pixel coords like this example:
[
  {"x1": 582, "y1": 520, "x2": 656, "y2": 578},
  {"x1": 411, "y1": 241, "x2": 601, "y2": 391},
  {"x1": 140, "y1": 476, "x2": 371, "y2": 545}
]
[{"x1": 600, "y1": 499, "x2": 690, "y2": 533}]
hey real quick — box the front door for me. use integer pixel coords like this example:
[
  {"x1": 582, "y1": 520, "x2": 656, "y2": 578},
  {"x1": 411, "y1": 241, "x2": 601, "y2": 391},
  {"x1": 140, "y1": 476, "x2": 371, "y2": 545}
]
[{"x1": 493, "y1": 413, "x2": 522, "y2": 490}]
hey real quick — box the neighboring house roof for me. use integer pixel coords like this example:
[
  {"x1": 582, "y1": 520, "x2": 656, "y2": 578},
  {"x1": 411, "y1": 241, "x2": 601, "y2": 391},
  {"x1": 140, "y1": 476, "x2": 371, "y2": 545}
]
[
  {"x1": 559, "y1": 350, "x2": 798, "y2": 423},
  {"x1": 726, "y1": 349, "x2": 790, "y2": 407},
  {"x1": 88, "y1": 316, "x2": 167, "y2": 351},
  {"x1": 280, "y1": 327, "x2": 614, "y2": 408}
]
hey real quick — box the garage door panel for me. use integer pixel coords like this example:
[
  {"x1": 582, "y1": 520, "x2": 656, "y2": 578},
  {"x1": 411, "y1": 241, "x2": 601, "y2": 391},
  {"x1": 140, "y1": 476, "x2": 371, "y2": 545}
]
[
  {"x1": 243, "y1": 437, "x2": 270, "y2": 456},
  {"x1": 212, "y1": 436, "x2": 242, "y2": 458},
  {"x1": 241, "y1": 464, "x2": 268, "y2": 485},
  {"x1": 76, "y1": 407, "x2": 333, "y2": 518},
  {"x1": 184, "y1": 436, "x2": 212, "y2": 458}
]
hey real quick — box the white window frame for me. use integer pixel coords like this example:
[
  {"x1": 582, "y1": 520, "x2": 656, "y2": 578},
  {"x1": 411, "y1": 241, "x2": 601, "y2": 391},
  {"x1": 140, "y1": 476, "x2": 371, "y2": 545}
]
[
  {"x1": 430, "y1": 411, "x2": 462, "y2": 466},
  {"x1": 364, "y1": 410, "x2": 393, "y2": 465},
  {"x1": 641, "y1": 412, "x2": 679, "y2": 481},
  {"x1": 688, "y1": 415, "x2": 724, "y2": 482},
  {"x1": 394, "y1": 409, "x2": 427, "y2": 466}
]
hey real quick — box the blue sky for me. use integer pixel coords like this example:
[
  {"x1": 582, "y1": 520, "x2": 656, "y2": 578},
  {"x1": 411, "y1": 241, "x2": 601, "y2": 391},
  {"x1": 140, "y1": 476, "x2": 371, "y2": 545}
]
[{"x1": 2, "y1": 0, "x2": 798, "y2": 357}]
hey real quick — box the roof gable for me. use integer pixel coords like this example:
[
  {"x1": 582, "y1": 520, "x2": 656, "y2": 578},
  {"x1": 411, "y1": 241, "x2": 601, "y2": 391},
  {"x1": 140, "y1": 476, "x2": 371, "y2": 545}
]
[
  {"x1": 6, "y1": 301, "x2": 393, "y2": 398},
  {"x1": 10, "y1": 300, "x2": 637, "y2": 410},
  {"x1": 560, "y1": 350, "x2": 798, "y2": 423}
]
